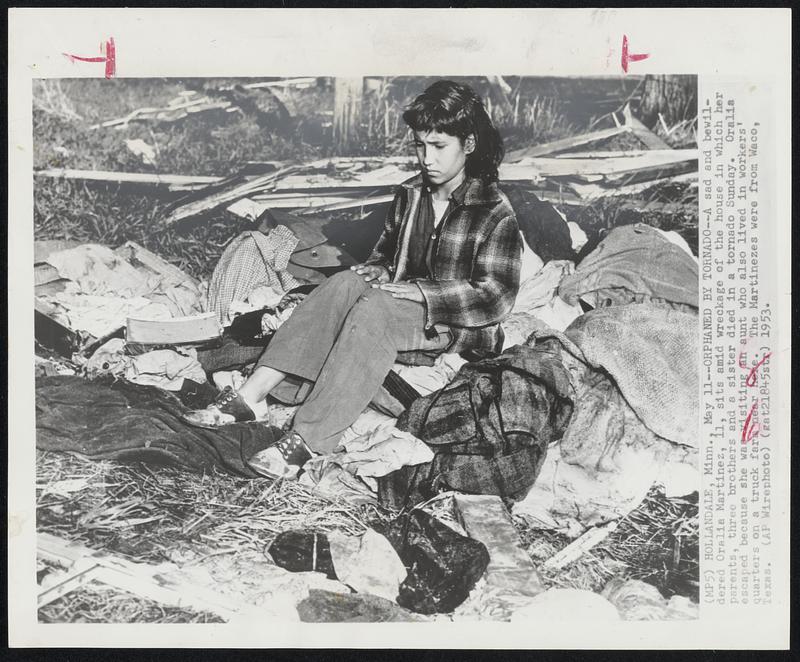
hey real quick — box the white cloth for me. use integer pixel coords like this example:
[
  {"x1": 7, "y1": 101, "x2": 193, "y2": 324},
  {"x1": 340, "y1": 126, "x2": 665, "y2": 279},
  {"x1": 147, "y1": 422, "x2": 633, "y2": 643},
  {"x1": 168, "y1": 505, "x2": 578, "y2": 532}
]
[
  {"x1": 518, "y1": 234, "x2": 546, "y2": 285},
  {"x1": 328, "y1": 529, "x2": 407, "y2": 602},
  {"x1": 567, "y1": 222, "x2": 589, "y2": 252},
  {"x1": 46, "y1": 244, "x2": 155, "y2": 298},
  {"x1": 124, "y1": 348, "x2": 206, "y2": 391},
  {"x1": 47, "y1": 291, "x2": 172, "y2": 338},
  {"x1": 392, "y1": 352, "x2": 467, "y2": 397},
  {"x1": 655, "y1": 228, "x2": 697, "y2": 261}
]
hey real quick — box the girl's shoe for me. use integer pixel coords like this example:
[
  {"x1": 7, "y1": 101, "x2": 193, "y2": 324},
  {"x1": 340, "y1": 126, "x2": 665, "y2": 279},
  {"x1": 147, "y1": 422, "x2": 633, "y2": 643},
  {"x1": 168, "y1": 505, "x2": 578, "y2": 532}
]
[
  {"x1": 182, "y1": 386, "x2": 256, "y2": 428},
  {"x1": 247, "y1": 431, "x2": 313, "y2": 480}
]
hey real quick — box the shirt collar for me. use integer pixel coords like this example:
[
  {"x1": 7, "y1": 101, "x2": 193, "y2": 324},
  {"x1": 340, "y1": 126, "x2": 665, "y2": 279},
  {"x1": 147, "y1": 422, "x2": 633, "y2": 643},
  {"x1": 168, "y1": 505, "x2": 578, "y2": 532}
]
[{"x1": 408, "y1": 173, "x2": 500, "y2": 206}]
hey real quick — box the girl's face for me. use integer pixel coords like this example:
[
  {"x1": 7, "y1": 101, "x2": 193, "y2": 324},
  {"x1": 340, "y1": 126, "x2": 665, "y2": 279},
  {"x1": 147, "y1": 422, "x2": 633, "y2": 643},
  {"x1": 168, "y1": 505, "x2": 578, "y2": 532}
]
[{"x1": 412, "y1": 130, "x2": 474, "y2": 190}]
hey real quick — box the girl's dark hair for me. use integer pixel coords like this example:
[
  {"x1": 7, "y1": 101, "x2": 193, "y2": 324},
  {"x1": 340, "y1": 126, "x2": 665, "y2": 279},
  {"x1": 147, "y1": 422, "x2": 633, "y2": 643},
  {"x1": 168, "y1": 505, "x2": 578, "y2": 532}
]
[{"x1": 402, "y1": 80, "x2": 505, "y2": 182}]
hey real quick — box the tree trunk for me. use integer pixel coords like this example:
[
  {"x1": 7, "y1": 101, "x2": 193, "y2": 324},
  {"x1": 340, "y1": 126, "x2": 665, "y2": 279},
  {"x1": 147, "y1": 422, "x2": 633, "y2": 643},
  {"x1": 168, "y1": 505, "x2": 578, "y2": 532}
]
[
  {"x1": 639, "y1": 74, "x2": 697, "y2": 129},
  {"x1": 333, "y1": 77, "x2": 364, "y2": 155}
]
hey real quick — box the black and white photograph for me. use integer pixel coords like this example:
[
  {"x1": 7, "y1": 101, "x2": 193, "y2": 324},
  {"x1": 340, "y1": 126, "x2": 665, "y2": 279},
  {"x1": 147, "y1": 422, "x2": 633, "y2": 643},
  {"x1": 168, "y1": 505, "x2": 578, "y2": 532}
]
[
  {"x1": 8, "y1": 7, "x2": 790, "y2": 650},
  {"x1": 32, "y1": 73, "x2": 702, "y2": 624}
]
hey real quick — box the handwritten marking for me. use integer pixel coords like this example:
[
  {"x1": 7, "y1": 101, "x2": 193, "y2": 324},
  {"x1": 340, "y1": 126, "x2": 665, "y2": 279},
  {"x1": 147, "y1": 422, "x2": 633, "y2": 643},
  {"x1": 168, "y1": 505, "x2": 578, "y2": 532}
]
[
  {"x1": 63, "y1": 37, "x2": 116, "y2": 78},
  {"x1": 738, "y1": 350, "x2": 772, "y2": 388},
  {"x1": 741, "y1": 400, "x2": 761, "y2": 444},
  {"x1": 620, "y1": 35, "x2": 649, "y2": 73},
  {"x1": 737, "y1": 346, "x2": 771, "y2": 443}
]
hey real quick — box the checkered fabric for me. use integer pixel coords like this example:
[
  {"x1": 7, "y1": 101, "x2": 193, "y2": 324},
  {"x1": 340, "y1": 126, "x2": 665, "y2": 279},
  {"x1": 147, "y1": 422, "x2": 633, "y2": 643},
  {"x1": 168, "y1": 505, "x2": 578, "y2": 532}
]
[
  {"x1": 380, "y1": 338, "x2": 574, "y2": 509},
  {"x1": 206, "y1": 227, "x2": 301, "y2": 324},
  {"x1": 365, "y1": 175, "x2": 522, "y2": 355}
]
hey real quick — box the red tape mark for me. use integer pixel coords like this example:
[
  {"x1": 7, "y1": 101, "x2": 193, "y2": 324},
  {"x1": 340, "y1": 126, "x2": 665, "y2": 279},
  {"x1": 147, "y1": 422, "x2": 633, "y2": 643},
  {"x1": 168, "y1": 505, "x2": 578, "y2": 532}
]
[
  {"x1": 63, "y1": 37, "x2": 116, "y2": 78},
  {"x1": 621, "y1": 35, "x2": 649, "y2": 73}
]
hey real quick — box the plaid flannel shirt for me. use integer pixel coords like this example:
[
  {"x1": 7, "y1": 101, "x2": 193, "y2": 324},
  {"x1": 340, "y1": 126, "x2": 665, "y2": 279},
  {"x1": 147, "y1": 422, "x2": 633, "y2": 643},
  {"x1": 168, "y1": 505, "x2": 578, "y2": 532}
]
[{"x1": 365, "y1": 174, "x2": 522, "y2": 354}]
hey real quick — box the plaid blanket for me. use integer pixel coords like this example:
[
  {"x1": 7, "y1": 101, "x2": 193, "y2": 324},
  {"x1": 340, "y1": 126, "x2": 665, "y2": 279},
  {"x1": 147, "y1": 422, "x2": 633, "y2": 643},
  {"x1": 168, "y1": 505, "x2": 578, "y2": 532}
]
[{"x1": 380, "y1": 337, "x2": 574, "y2": 508}]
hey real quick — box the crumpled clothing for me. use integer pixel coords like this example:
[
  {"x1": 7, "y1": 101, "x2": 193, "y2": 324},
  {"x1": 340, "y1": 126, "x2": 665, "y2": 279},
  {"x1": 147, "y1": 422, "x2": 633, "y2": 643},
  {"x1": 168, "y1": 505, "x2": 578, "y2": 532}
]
[
  {"x1": 509, "y1": 317, "x2": 698, "y2": 537},
  {"x1": 36, "y1": 375, "x2": 281, "y2": 477},
  {"x1": 145, "y1": 283, "x2": 204, "y2": 318},
  {"x1": 336, "y1": 426, "x2": 435, "y2": 479},
  {"x1": 298, "y1": 462, "x2": 378, "y2": 506},
  {"x1": 391, "y1": 353, "x2": 467, "y2": 398},
  {"x1": 565, "y1": 303, "x2": 699, "y2": 448},
  {"x1": 512, "y1": 373, "x2": 697, "y2": 538},
  {"x1": 380, "y1": 338, "x2": 574, "y2": 510},
  {"x1": 227, "y1": 284, "x2": 285, "y2": 322},
  {"x1": 339, "y1": 407, "x2": 397, "y2": 444},
  {"x1": 81, "y1": 337, "x2": 129, "y2": 378},
  {"x1": 34, "y1": 355, "x2": 77, "y2": 378},
  {"x1": 45, "y1": 292, "x2": 173, "y2": 339},
  {"x1": 206, "y1": 227, "x2": 301, "y2": 325},
  {"x1": 81, "y1": 339, "x2": 207, "y2": 391},
  {"x1": 602, "y1": 578, "x2": 698, "y2": 620},
  {"x1": 512, "y1": 259, "x2": 574, "y2": 314},
  {"x1": 328, "y1": 529, "x2": 408, "y2": 602},
  {"x1": 655, "y1": 228, "x2": 696, "y2": 260},
  {"x1": 558, "y1": 223, "x2": 699, "y2": 309},
  {"x1": 301, "y1": 419, "x2": 434, "y2": 503},
  {"x1": 261, "y1": 306, "x2": 295, "y2": 333},
  {"x1": 518, "y1": 234, "x2": 546, "y2": 284},
  {"x1": 503, "y1": 305, "x2": 582, "y2": 352},
  {"x1": 124, "y1": 347, "x2": 206, "y2": 391},
  {"x1": 45, "y1": 244, "x2": 157, "y2": 298}
]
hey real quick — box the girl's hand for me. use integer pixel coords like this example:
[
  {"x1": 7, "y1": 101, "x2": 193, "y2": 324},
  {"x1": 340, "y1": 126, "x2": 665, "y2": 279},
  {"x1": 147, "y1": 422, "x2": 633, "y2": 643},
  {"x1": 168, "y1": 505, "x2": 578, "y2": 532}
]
[
  {"x1": 351, "y1": 264, "x2": 390, "y2": 283},
  {"x1": 377, "y1": 281, "x2": 425, "y2": 303}
]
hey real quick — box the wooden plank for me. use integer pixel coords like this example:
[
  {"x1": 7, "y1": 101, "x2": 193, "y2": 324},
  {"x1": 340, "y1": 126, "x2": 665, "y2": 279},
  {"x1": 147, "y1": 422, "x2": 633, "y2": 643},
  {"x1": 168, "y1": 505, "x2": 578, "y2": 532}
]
[
  {"x1": 551, "y1": 149, "x2": 682, "y2": 159},
  {"x1": 37, "y1": 533, "x2": 267, "y2": 622},
  {"x1": 34, "y1": 263, "x2": 61, "y2": 287},
  {"x1": 126, "y1": 312, "x2": 222, "y2": 345},
  {"x1": 506, "y1": 126, "x2": 628, "y2": 161},
  {"x1": 453, "y1": 494, "x2": 545, "y2": 598},
  {"x1": 600, "y1": 157, "x2": 697, "y2": 187},
  {"x1": 162, "y1": 165, "x2": 301, "y2": 226},
  {"x1": 243, "y1": 77, "x2": 317, "y2": 90},
  {"x1": 569, "y1": 171, "x2": 697, "y2": 200},
  {"x1": 622, "y1": 103, "x2": 672, "y2": 150},
  {"x1": 35, "y1": 169, "x2": 222, "y2": 188},
  {"x1": 541, "y1": 522, "x2": 618, "y2": 571},
  {"x1": 506, "y1": 150, "x2": 697, "y2": 178},
  {"x1": 294, "y1": 193, "x2": 395, "y2": 214},
  {"x1": 114, "y1": 241, "x2": 199, "y2": 289},
  {"x1": 629, "y1": 127, "x2": 672, "y2": 151},
  {"x1": 38, "y1": 563, "x2": 102, "y2": 608}
]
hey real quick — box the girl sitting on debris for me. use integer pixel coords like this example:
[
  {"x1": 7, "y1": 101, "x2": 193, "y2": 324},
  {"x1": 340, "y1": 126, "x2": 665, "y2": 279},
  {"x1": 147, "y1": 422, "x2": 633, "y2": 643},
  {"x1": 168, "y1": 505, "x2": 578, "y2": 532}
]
[{"x1": 184, "y1": 79, "x2": 522, "y2": 480}]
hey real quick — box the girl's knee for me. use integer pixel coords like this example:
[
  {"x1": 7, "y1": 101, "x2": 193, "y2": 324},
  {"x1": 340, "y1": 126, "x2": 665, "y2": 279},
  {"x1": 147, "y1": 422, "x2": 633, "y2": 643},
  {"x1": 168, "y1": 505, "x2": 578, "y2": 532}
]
[{"x1": 330, "y1": 269, "x2": 370, "y2": 290}]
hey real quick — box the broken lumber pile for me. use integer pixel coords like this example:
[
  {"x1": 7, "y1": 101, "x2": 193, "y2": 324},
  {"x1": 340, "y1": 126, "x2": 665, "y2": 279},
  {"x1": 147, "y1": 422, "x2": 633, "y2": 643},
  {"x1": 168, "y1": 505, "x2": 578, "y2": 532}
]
[
  {"x1": 506, "y1": 102, "x2": 672, "y2": 160},
  {"x1": 37, "y1": 532, "x2": 296, "y2": 622},
  {"x1": 90, "y1": 90, "x2": 237, "y2": 130},
  {"x1": 36, "y1": 105, "x2": 696, "y2": 225}
]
